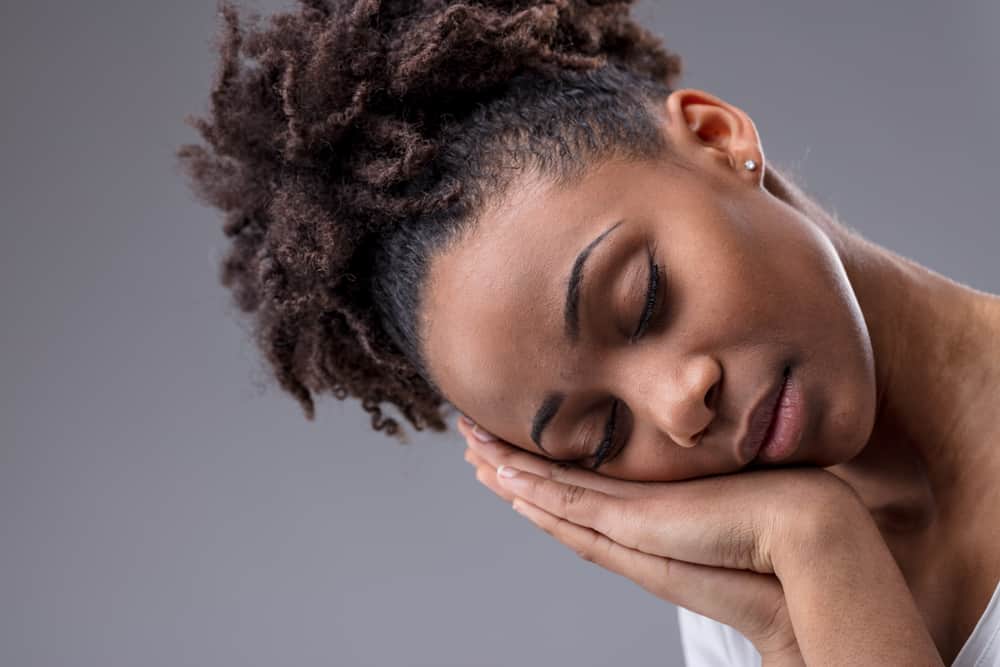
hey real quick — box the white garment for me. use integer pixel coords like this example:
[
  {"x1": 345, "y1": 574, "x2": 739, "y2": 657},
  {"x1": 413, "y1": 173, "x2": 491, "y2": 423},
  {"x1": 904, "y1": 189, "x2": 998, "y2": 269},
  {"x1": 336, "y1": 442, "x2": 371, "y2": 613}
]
[{"x1": 677, "y1": 577, "x2": 1000, "y2": 666}]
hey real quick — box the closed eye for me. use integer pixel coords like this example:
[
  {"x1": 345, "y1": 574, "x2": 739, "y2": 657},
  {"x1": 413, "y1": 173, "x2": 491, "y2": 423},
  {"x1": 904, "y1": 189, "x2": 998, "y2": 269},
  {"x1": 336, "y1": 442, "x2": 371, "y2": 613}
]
[
  {"x1": 592, "y1": 240, "x2": 662, "y2": 469},
  {"x1": 630, "y1": 239, "x2": 661, "y2": 343}
]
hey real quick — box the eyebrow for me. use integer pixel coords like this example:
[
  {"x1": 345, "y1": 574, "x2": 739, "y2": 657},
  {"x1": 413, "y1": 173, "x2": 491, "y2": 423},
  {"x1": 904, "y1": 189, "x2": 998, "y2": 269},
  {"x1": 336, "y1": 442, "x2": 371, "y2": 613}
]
[
  {"x1": 564, "y1": 219, "x2": 626, "y2": 343},
  {"x1": 530, "y1": 218, "x2": 626, "y2": 454}
]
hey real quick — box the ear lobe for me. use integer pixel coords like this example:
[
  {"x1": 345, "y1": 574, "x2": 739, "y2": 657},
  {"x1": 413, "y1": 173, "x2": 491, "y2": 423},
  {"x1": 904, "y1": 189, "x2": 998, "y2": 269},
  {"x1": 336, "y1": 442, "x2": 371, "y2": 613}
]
[{"x1": 664, "y1": 88, "x2": 765, "y2": 185}]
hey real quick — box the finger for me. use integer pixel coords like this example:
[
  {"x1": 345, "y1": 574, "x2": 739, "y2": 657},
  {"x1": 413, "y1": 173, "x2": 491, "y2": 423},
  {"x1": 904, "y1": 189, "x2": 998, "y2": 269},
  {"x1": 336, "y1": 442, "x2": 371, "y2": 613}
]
[
  {"x1": 474, "y1": 463, "x2": 516, "y2": 503},
  {"x1": 510, "y1": 465, "x2": 765, "y2": 571},
  {"x1": 511, "y1": 498, "x2": 792, "y2": 652},
  {"x1": 461, "y1": 417, "x2": 835, "y2": 576},
  {"x1": 496, "y1": 465, "x2": 764, "y2": 572},
  {"x1": 464, "y1": 447, "x2": 489, "y2": 469},
  {"x1": 458, "y1": 419, "x2": 649, "y2": 500},
  {"x1": 457, "y1": 415, "x2": 495, "y2": 442},
  {"x1": 495, "y1": 466, "x2": 627, "y2": 540},
  {"x1": 462, "y1": 434, "x2": 553, "y2": 504},
  {"x1": 512, "y1": 496, "x2": 658, "y2": 578},
  {"x1": 457, "y1": 416, "x2": 500, "y2": 448}
]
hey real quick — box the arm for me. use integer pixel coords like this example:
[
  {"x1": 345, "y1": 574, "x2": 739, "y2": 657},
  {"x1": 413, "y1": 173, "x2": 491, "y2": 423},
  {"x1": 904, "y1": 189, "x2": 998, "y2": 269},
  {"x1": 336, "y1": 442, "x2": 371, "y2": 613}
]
[
  {"x1": 772, "y1": 487, "x2": 944, "y2": 666},
  {"x1": 678, "y1": 603, "x2": 807, "y2": 667},
  {"x1": 459, "y1": 420, "x2": 941, "y2": 665}
]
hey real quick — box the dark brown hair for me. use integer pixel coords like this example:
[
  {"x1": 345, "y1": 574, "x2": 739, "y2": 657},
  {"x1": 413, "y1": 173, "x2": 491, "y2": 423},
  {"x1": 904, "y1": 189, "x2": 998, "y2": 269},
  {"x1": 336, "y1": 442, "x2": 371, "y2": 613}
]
[{"x1": 176, "y1": 0, "x2": 684, "y2": 442}]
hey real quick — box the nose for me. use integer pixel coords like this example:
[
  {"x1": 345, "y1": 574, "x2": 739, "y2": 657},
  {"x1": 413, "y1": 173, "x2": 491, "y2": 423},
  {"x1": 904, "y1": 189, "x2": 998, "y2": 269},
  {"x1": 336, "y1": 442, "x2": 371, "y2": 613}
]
[{"x1": 643, "y1": 354, "x2": 722, "y2": 448}]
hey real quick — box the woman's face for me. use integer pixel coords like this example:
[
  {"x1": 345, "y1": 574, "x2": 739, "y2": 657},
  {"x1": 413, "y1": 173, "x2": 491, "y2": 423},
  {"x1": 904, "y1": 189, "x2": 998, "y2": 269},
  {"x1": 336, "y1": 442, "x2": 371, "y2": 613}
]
[{"x1": 420, "y1": 89, "x2": 877, "y2": 481}]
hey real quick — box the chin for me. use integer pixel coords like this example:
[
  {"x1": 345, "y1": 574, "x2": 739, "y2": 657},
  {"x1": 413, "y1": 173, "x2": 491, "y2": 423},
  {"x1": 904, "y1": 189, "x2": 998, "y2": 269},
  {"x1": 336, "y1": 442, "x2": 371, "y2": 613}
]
[{"x1": 811, "y1": 365, "x2": 878, "y2": 468}]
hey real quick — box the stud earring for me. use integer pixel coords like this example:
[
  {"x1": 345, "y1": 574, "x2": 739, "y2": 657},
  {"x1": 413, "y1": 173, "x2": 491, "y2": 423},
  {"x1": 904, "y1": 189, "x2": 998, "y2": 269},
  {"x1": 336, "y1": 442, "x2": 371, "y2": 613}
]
[{"x1": 744, "y1": 159, "x2": 758, "y2": 171}]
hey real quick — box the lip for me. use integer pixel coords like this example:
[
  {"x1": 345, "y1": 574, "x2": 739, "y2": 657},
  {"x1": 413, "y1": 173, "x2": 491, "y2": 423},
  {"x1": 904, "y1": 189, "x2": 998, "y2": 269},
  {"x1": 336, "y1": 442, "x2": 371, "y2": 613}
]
[{"x1": 737, "y1": 371, "x2": 787, "y2": 465}]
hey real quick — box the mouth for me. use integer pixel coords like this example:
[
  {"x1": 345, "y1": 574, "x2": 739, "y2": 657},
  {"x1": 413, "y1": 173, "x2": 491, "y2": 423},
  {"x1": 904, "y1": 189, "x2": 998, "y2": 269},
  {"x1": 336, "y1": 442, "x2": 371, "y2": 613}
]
[
  {"x1": 752, "y1": 365, "x2": 805, "y2": 464},
  {"x1": 737, "y1": 366, "x2": 790, "y2": 466}
]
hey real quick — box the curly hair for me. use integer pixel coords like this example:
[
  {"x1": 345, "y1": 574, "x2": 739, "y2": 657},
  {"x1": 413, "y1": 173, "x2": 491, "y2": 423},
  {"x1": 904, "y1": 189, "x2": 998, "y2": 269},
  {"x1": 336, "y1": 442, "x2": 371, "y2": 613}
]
[{"x1": 176, "y1": 0, "x2": 686, "y2": 443}]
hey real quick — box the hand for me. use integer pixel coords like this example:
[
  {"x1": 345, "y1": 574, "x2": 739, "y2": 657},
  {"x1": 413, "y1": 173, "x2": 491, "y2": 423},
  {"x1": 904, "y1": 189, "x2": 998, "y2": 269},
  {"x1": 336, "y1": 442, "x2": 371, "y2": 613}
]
[{"x1": 456, "y1": 416, "x2": 858, "y2": 662}]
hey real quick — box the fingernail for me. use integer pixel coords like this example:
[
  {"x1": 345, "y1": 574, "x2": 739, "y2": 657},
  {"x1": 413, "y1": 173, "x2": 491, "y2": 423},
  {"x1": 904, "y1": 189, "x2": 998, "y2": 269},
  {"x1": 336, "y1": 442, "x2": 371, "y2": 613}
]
[
  {"x1": 471, "y1": 424, "x2": 498, "y2": 442},
  {"x1": 460, "y1": 413, "x2": 475, "y2": 427},
  {"x1": 496, "y1": 466, "x2": 527, "y2": 490}
]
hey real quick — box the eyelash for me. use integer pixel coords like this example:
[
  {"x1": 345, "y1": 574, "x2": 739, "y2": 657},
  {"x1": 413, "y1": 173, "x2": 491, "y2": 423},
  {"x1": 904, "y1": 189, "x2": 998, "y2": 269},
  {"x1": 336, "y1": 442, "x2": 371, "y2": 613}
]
[{"x1": 590, "y1": 240, "x2": 662, "y2": 470}]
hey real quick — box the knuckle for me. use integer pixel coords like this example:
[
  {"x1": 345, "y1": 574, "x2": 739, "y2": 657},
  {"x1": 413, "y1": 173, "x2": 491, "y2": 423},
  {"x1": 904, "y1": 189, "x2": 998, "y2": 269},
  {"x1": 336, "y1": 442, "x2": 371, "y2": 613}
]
[
  {"x1": 561, "y1": 483, "x2": 588, "y2": 508},
  {"x1": 614, "y1": 498, "x2": 643, "y2": 547}
]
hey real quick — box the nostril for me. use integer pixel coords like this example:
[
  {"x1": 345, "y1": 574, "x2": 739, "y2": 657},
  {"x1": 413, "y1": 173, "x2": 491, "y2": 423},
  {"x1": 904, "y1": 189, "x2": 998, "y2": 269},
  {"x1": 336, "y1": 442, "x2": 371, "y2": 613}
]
[{"x1": 704, "y1": 382, "x2": 719, "y2": 409}]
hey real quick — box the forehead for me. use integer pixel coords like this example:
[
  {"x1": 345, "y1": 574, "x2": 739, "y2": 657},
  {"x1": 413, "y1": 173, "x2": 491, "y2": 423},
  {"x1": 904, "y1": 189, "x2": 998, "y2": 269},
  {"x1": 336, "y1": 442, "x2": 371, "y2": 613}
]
[{"x1": 421, "y1": 158, "x2": 650, "y2": 433}]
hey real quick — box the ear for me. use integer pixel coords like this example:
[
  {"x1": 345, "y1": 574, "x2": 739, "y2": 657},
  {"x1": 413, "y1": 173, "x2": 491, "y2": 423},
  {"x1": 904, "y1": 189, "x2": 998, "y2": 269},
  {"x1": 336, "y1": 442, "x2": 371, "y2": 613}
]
[{"x1": 663, "y1": 88, "x2": 765, "y2": 188}]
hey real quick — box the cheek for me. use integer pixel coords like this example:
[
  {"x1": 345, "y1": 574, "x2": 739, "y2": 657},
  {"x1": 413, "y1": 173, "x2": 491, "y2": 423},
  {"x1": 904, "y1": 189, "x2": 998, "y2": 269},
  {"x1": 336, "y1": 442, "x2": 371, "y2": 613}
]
[
  {"x1": 665, "y1": 201, "x2": 804, "y2": 342},
  {"x1": 708, "y1": 204, "x2": 878, "y2": 458},
  {"x1": 757, "y1": 215, "x2": 878, "y2": 462},
  {"x1": 726, "y1": 203, "x2": 867, "y2": 353}
]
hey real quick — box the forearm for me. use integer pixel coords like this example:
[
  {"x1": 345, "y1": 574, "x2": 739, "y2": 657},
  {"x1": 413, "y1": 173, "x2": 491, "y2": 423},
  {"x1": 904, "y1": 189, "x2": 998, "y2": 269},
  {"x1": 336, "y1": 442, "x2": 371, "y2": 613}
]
[{"x1": 773, "y1": 501, "x2": 943, "y2": 666}]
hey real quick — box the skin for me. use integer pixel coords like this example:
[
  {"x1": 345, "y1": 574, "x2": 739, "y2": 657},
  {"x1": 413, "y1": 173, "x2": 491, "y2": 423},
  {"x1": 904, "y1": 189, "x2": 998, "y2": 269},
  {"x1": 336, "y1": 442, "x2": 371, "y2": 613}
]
[
  {"x1": 459, "y1": 427, "x2": 940, "y2": 665},
  {"x1": 421, "y1": 88, "x2": 1000, "y2": 662}
]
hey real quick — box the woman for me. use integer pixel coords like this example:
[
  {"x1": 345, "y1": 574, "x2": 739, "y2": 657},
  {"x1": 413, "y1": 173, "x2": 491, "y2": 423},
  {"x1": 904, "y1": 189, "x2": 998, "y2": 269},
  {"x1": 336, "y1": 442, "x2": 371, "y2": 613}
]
[{"x1": 177, "y1": 1, "x2": 1000, "y2": 664}]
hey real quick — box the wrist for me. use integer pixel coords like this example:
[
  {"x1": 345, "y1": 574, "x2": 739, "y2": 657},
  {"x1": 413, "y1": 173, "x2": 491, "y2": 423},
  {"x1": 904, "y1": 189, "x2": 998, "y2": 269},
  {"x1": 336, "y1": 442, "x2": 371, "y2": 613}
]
[
  {"x1": 771, "y1": 486, "x2": 944, "y2": 665},
  {"x1": 769, "y1": 470, "x2": 870, "y2": 580}
]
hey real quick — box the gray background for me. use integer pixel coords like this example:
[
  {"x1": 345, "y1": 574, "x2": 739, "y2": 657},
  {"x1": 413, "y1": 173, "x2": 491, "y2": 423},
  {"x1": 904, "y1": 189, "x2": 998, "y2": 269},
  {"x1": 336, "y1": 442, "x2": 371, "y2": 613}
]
[{"x1": 2, "y1": 1, "x2": 998, "y2": 666}]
